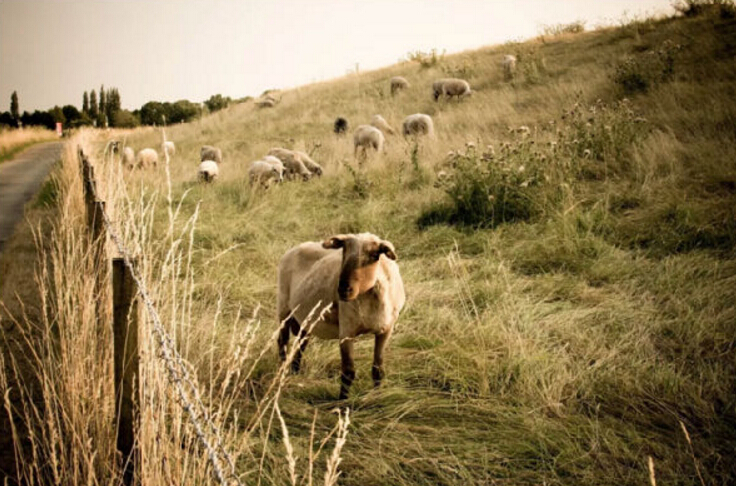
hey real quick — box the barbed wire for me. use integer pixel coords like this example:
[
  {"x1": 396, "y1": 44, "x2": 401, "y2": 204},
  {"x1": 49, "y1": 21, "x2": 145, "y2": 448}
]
[{"x1": 81, "y1": 149, "x2": 241, "y2": 486}]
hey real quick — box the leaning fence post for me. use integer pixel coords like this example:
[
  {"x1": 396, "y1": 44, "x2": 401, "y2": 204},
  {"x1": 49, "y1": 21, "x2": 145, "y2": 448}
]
[{"x1": 113, "y1": 257, "x2": 140, "y2": 486}]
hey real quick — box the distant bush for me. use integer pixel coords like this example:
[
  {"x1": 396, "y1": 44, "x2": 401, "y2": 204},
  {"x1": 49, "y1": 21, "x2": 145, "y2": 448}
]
[
  {"x1": 612, "y1": 40, "x2": 682, "y2": 94},
  {"x1": 673, "y1": 0, "x2": 736, "y2": 18},
  {"x1": 540, "y1": 20, "x2": 586, "y2": 37},
  {"x1": 441, "y1": 61, "x2": 474, "y2": 78},
  {"x1": 406, "y1": 49, "x2": 445, "y2": 69}
]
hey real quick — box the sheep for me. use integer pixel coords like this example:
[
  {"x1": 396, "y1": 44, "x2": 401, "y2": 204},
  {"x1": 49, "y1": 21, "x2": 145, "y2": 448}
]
[
  {"x1": 353, "y1": 125, "x2": 385, "y2": 159},
  {"x1": 255, "y1": 98, "x2": 276, "y2": 108},
  {"x1": 267, "y1": 148, "x2": 312, "y2": 181},
  {"x1": 293, "y1": 150, "x2": 324, "y2": 177},
  {"x1": 432, "y1": 78, "x2": 471, "y2": 101},
  {"x1": 402, "y1": 113, "x2": 435, "y2": 138},
  {"x1": 200, "y1": 145, "x2": 223, "y2": 164},
  {"x1": 198, "y1": 160, "x2": 219, "y2": 182},
  {"x1": 502, "y1": 54, "x2": 517, "y2": 80},
  {"x1": 263, "y1": 155, "x2": 285, "y2": 174},
  {"x1": 277, "y1": 233, "x2": 405, "y2": 399},
  {"x1": 162, "y1": 140, "x2": 176, "y2": 156},
  {"x1": 122, "y1": 146, "x2": 135, "y2": 168},
  {"x1": 136, "y1": 148, "x2": 158, "y2": 169},
  {"x1": 249, "y1": 159, "x2": 283, "y2": 187},
  {"x1": 334, "y1": 117, "x2": 348, "y2": 135},
  {"x1": 370, "y1": 114, "x2": 395, "y2": 135},
  {"x1": 390, "y1": 76, "x2": 410, "y2": 96}
]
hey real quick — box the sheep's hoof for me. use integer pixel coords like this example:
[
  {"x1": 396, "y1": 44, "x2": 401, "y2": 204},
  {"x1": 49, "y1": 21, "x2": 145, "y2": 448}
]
[{"x1": 290, "y1": 361, "x2": 302, "y2": 374}]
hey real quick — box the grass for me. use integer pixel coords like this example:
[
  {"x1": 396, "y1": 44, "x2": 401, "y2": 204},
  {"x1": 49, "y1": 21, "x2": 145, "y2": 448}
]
[
  {"x1": 2, "y1": 6, "x2": 736, "y2": 486},
  {"x1": 0, "y1": 127, "x2": 58, "y2": 164}
]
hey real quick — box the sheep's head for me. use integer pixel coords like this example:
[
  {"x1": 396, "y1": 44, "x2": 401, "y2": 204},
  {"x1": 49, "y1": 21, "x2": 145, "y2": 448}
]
[{"x1": 323, "y1": 234, "x2": 397, "y2": 302}]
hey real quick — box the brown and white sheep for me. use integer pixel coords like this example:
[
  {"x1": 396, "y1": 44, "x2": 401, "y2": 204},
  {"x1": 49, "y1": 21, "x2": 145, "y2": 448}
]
[
  {"x1": 198, "y1": 160, "x2": 219, "y2": 182},
  {"x1": 200, "y1": 145, "x2": 223, "y2": 164},
  {"x1": 267, "y1": 148, "x2": 312, "y2": 180},
  {"x1": 402, "y1": 113, "x2": 435, "y2": 138},
  {"x1": 502, "y1": 54, "x2": 517, "y2": 80},
  {"x1": 390, "y1": 76, "x2": 410, "y2": 96},
  {"x1": 353, "y1": 125, "x2": 385, "y2": 158},
  {"x1": 277, "y1": 233, "x2": 406, "y2": 399},
  {"x1": 370, "y1": 114, "x2": 396, "y2": 135},
  {"x1": 249, "y1": 159, "x2": 283, "y2": 187},
  {"x1": 432, "y1": 78, "x2": 471, "y2": 101}
]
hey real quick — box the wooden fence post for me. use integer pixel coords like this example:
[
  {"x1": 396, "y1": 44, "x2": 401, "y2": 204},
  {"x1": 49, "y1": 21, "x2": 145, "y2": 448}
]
[{"x1": 113, "y1": 257, "x2": 140, "y2": 486}]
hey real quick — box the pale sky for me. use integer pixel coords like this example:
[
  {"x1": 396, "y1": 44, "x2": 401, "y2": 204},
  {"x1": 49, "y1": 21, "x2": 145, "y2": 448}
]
[{"x1": 0, "y1": 0, "x2": 673, "y2": 112}]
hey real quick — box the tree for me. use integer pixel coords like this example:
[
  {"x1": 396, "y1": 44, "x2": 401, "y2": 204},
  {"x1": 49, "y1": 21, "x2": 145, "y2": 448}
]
[
  {"x1": 98, "y1": 84, "x2": 107, "y2": 127},
  {"x1": 139, "y1": 101, "x2": 165, "y2": 126},
  {"x1": 82, "y1": 91, "x2": 89, "y2": 115},
  {"x1": 0, "y1": 111, "x2": 14, "y2": 127},
  {"x1": 49, "y1": 106, "x2": 66, "y2": 126},
  {"x1": 61, "y1": 105, "x2": 81, "y2": 126},
  {"x1": 204, "y1": 94, "x2": 230, "y2": 113},
  {"x1": 112, "y1": 110, "x2": 139, "y2": 128},
  {"x1": 10, "y1": 91, "x2": 19, "y2": 125},
  {"x1": 105, "y1": 87, "x2": 121, "y2": 126},
  {"x1": 90, "y1": 90, "x2": 98, "y2": 119}
]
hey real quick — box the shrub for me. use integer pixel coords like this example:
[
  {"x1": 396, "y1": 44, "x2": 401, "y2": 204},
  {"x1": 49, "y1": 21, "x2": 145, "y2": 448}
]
[
  {"x1": 612, "y1": 40, "x2": 682, "y2": 94},
  {"x1": 406, "y1": 48, "x2": 445, "y2": 69},
  {"x1": 540, "y1": 20, "x2": 586, "y2": 37},
  {"x1": 672, "y1": 0, "x2": 736, "y2": 17}
]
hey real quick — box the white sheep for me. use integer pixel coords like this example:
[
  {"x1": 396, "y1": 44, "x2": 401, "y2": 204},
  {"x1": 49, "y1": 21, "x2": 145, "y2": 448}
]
[
  {"x1": 502, "y1": 54, "x2": 517, "y2": 80},
  {"x1": 200, "y1": 145, "x2": 223, "y2": 164},
  {"x1": 353, "y1": 125, "x2": 385, "y2": 158},
  {"x1": 136, "y1": 148, "x2": 158, "y2": 169},
  {"x1": 249, "y1": 159, "x2": 283, "y2": 187},
  {"x1": 198, "y1": 160, "x2": 219, "y2": 182},
  {"x1": 293, "y1": 150, "x2": 324, "y2": 177},
  {"x1": 432, "y1": 78, "x2": 471, "y2": 101},
  {"x1": 277, "y1": 233, "x2": 406, "y2": 399},
  {"x1": 402, "y1": 113, "x2": 435, "y2": 138},
  {"x1": 370, "y1": 114, "x2": 396, "y2": 135},
  {"x1": 162, "y1": 141, "x2": 176, "y2": 156},
  {"x1": 390, "y1": 76, "x2": 410, "y2": 96},
  {"x1": 267, "y1": 148, "x2": 312, "y2": 181},
  {"x1": 122, "y1": 146, "x2": 135, "y2": 169}
]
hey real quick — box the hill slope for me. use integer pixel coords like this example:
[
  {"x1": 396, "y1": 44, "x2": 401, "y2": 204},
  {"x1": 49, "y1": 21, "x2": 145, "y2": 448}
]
[{"x1": 100, "y1": 9, "x2": 736, "y2": 486}]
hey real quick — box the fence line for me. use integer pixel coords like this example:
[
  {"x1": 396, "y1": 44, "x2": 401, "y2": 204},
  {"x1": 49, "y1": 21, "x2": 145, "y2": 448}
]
[{"x1": 78, "y1": 147, "x2": 242, "y2": 486}]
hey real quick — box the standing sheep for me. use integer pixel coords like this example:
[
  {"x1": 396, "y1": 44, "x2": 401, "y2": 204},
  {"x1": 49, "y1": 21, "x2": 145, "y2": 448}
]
[
  {"x1": 136, "y1": 148, "x2": 158, "y2": 169},
  {"x1": 249, "y1": 159, "x2": 283, "y2": 187},
  {"x1": 402, "y1": 113, "x2": 435, "y2": 138},
  {"x1": 432, "y1": 78, "x2": 471, "y2": 101},
  {"x1": 200, "y1": 145, "x2": 223, "y2": 164},
  {"x1": 390, "y1": 76, "x2": 410, "y2": 96},
  {"x1": 122, "y1": 146, "x2": 135, "y2": 169},
  {"x1": 267, "y1": 148, "x2": 312, "y2": 181},
  {"x1": 334, "y1": 117, "x2": 348, "y2": 135},
  {"x1": 502, "y1": 55, "x2": 517, "y2": 80},
  {"x1": 199, "y1": 160, "x2": 219, "y2": 182},
  {"x1": 277, "y1": 233, "x2": 406, "y2": 399},
  {"x1": 162, "y1": 141, "x2": 176, "y2": 156},
  {"x1": 370, "y1": 114, "x2": 395, "y2": 135},
  {"x1": 353, "y1": 125, "x2": 385, "y2": 159}
]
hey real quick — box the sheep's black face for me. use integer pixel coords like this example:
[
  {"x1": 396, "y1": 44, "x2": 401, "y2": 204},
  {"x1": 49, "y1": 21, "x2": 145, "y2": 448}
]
[{"x1": 323, "y1": 234, "x2": 397, "y2": 302}]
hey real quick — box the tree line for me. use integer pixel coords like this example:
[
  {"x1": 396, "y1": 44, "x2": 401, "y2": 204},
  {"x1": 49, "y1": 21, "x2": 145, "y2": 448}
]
[{"x1": 0, "y1": 89, "x2": 239, "y2": 130}]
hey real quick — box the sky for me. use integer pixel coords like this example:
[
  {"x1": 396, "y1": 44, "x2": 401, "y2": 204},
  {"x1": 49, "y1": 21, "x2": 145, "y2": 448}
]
[{"x1": 0, "y1": 0, "x2": 674, "y2": 113}]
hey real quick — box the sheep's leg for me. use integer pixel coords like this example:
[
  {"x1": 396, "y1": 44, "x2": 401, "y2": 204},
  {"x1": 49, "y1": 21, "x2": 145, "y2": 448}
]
[
  {"x1": 372, "y1": 330, "x2": 392, "y2": 388},
  {"x1": 278, "y1": 316, "x2": 297, "y2": 363},
  {"x1": 339, "y1": 339, "x2": 355, "y2": 400},
  {"x1": 291, "y1": 327, "x2": 310, "y2": 374}
]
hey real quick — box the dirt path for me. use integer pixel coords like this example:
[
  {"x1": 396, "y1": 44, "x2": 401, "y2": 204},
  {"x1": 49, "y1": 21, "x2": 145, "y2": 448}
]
[{"x1": 0, "y1": 141, "x2": 63, "y2": 253}]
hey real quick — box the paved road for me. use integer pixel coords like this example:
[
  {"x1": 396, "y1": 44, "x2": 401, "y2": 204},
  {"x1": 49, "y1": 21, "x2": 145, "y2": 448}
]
[{"x1": 0, "y1": 141, "x2": 63, "y2": 252}]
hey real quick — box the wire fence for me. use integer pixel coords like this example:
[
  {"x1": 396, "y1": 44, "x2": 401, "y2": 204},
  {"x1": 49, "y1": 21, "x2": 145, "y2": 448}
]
[{"x1": 79, "y1": 146, "x2": 242, "y2": 486}]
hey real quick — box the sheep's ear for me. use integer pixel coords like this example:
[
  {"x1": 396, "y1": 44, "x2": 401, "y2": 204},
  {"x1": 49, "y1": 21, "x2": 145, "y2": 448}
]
[
  {"x1": 323, "y1": 235, "x2": 348, "y2": 249},
  {"x1": 378, "y1": 241, "x2": 397, "y2": 260}
]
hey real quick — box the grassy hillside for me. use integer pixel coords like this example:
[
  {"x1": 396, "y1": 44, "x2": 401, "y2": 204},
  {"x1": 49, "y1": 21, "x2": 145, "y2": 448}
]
[{"x1": 7, "y1": 7, "x2": 735, "y2": 486}]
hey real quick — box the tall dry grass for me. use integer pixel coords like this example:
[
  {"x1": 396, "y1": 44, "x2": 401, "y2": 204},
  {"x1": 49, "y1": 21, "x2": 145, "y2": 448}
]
[{"x1": 0, "y1": 127, "x2": 58, "y2": 163}]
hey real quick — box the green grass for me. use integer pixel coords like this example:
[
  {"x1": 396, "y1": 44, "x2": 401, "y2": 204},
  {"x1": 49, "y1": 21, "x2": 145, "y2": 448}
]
[{"x1": 86, "y1": 8, "x2": 736, "y2": 486}]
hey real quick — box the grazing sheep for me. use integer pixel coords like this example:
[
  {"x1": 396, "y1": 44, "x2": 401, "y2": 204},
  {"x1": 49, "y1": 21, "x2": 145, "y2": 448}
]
[
  {"x1": 198, "y1": 160, "x2": 219, "y2": 182},
  {"x1": 136, "y1": 148, "x2": 158, "y2": 169},
  {"x1": 353, "y1": 125, "x2": 385, "y2": 158},
  {"x1": 122, "y1": 146, "x2": 135, "y2": 168},
  {"x1": 200, "y1": 145, "x2": 223, "y2": 164},
  {"x1": 162, "y1": 140, "x2": 176, "y2": 156},
  {"x1": 249, "y1": 159, "x2": 283, "y2": 187},
  {"x1": 293, "y1": 150, "x2": 323, "y2": 177},
  {"x1": 370, "y1": 114, "x2": 396, "y2": 135},
  {"x1": 502, "y1": 54, "x2": 517, "y2": 80},
  {"x1": 390, "y1": 76, "x2": 410, "y2": 96},
  {"x1": 277, "y1": 233, "x2": 406, "y2": 399},
  {"x1": 432, "y1": 78, "x2": 471, "y2": 101},
  {"x1": 334, "y1": 117, "x2": 348, "y2": 135},
  {"x1": 105, "y1": 140, "x2": 120, "y2": 156},
  {"x1": 263, "y1": 155, "x2": 285, "y2": 173},
  {"x1": 402, "y1": 113, "x2": 435, "y2": 137},
  {"x1": 267, "y1": 148, "x2": 312, "y2": 181}
]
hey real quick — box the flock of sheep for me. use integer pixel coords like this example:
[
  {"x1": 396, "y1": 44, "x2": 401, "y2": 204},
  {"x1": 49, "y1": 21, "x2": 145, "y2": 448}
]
[{"x1": 116, "y1": 54, "x2": 518, "y2": 399}]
